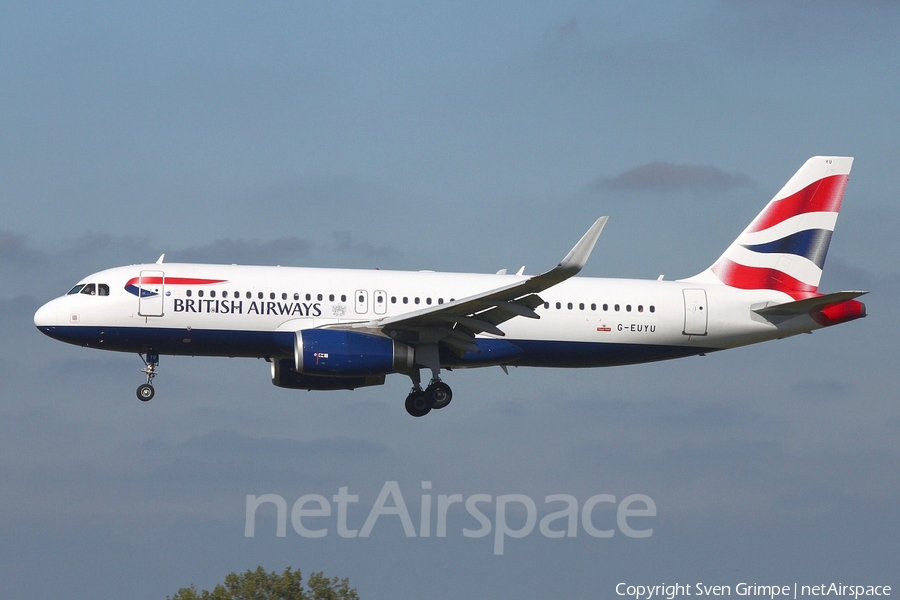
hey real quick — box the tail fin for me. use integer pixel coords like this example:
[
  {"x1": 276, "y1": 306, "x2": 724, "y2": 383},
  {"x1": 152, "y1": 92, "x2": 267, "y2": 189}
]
[{"x1": 686, "y1": 156, "x2": 853, "y2": 299}]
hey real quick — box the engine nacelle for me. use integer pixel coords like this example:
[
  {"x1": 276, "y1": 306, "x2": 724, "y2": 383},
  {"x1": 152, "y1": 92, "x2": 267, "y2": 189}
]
[
  {"x1": 271, "y1": 358, "x2": 385, "y2": 390},
  {"x1": 295, "y1": 329, "x2": 415, "y2": 377}
]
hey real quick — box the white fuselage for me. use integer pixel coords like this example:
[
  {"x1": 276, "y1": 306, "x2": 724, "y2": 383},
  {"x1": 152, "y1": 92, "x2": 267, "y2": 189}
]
[{"x1": 34, "y1": 262, "x2": 815, "y2": 368}]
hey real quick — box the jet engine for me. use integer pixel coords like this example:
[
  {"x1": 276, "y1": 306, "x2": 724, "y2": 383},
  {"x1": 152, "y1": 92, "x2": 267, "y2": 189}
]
[
  {"x1": 294, "y1": 329, "x2": 415, "y2": 377},
  {"x1": 270, "y1": 358, "x2": 385, "y2": 390}
]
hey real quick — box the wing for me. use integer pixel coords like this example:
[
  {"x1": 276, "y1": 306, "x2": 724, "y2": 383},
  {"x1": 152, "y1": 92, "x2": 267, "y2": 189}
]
[{"x1": 341, "y1": 217, "x2": 608, "y2": 355}]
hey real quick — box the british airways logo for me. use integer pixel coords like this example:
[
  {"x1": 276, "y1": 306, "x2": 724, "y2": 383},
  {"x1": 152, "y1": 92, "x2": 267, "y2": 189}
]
[
  {"x1": 173, "y1": 298, "x2": 322, "y2": 317},
  {"x1": 124, "y1": 277, "x2": 227, "y2": 298}
]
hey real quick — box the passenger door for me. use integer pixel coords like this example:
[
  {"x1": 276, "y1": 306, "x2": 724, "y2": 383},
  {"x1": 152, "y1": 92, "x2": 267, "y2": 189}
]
[{"x1": 138, "y1": 270, "x2": 165, "y2": 317}]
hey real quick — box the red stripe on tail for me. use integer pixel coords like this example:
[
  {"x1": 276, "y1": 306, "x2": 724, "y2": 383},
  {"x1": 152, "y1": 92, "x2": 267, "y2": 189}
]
[{"x1": 747, "y1": 174, "x2": 848, "y2": 233}]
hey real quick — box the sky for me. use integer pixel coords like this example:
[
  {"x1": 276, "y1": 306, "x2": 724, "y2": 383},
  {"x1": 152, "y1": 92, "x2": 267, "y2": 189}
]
[{"x1": 2, "y1": 2, "x2": 899, "y2": 599}]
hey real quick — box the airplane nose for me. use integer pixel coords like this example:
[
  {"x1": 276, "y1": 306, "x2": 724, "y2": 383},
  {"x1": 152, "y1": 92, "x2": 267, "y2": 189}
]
[{"x1": 34, "y1": 300, "x2": 58, "y2": 329}]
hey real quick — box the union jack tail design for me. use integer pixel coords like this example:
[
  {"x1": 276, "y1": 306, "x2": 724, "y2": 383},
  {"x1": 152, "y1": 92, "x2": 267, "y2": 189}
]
[{"x1": 689, "y1": 156, "x2": 853, "y2": 299}]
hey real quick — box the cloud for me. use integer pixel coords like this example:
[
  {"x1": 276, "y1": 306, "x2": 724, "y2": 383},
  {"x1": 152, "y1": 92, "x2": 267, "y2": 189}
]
[
  {"x1": 591, "y1": 162, "x2": 751, "y2": 193},
  {"x1": 327, "y1": 231, "x2": 399, "y2": 261},
  {"x1": 0, "y1": 231, "x2": 33, "y2": 262},
  {"x1": 3, "y1": 230, "x2": 406, "y2": 304}
]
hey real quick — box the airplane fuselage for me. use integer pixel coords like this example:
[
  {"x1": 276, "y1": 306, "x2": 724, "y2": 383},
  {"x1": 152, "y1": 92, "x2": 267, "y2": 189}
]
[{"x1": 34, "y1": 262, "x2": 828, "y2": 368}]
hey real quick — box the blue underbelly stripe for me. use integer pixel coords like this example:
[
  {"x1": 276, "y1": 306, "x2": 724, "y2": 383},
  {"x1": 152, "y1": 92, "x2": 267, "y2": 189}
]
[{"x1": 37, "y1": 325, "x2": 715, "y2": 367}]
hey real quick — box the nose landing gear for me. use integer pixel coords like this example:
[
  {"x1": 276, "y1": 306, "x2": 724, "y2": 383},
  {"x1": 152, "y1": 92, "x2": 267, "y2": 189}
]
[{"x1": 137, "y1": 352, "x2": 159, "y2": 402}]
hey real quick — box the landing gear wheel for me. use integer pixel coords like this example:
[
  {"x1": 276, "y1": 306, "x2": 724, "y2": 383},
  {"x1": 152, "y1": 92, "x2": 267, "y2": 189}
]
[
  {"x1": 137, "y1": 383, "x2": 155, "y2": 402},
  {"x1": 426, "y1": 381, "x2": 452, "y2": 410},
  {"x1": 138, "y1": 352, "x2": 159, "y2": 402},
  {"x1": 405, "y1": 391, "x2": 432, "y2": 417}
]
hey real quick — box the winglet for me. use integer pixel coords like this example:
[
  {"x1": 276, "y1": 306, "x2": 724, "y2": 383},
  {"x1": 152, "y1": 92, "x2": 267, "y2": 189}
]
[
  {"x1": 528, "y1": 216, "x2": 607, "y2": 288},
  {"x1": 558, "y1": 216, "x2": 607, "y2": 274}
]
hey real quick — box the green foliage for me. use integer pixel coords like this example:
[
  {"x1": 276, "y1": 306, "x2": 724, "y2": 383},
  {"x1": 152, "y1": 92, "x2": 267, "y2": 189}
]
[{"x1": 168, "y1": 566, "x2": 358, "y2": 600}]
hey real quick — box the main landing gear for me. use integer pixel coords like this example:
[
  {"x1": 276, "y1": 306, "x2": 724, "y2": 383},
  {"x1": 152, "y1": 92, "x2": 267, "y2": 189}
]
[
  {"x1": 404, "y1": 370, "x2": 453, "y2": 417},
  {"x1": 136, "y1": 352, "x2": 159, "y2": 402}
]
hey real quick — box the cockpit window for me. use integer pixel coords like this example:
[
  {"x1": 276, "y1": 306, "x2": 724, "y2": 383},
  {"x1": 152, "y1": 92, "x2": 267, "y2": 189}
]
[{"x1": 66, "y1": 283, "x2": 109, "y2": 296}]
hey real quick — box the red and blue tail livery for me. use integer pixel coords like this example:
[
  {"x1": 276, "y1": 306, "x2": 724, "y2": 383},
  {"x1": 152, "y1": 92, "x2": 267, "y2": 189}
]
[
  {"x1": 694, "y1": 156, "x2": 851, "y2": 299},
  {"x1": 35, "y1": 157, "x2": 867, "y2": 417}
]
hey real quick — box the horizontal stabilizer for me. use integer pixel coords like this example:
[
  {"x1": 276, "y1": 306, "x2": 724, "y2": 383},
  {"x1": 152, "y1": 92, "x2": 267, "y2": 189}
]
[{"x1": 753, "y1": 291, "x2": 868, "y2": 316}]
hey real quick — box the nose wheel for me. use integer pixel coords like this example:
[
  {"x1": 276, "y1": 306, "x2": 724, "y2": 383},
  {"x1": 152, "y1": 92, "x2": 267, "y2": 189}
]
[
  {"x1": 137, "y1": 352, "x2": 159, "y2": 402},
  {"x1": 137, "y1": 383, "x2": 155, "y2": 401}
]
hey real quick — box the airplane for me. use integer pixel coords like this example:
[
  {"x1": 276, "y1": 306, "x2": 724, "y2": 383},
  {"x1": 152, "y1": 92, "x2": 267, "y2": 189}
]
[{"x1": 34, "y1": 156, "x2": 867, "y2": 417}]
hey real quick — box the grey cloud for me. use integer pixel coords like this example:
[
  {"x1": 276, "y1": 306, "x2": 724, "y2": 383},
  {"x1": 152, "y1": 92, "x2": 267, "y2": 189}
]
[
  {"x1": 592, "y1": 162, "x2": 751, "y2": 194},
  {"x1": 0, "y1": 230, "x2": 34, "y2": 262},
  {"x1": 328, "y1": 231, "x2": 399, "y2": 261},
  {"x1": 7, "y1": 231, "x2": 404, "y2": 305}
]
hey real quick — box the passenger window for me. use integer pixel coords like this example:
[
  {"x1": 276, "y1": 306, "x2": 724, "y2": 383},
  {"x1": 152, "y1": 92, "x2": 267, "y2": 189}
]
[
  {"x1": 198, "y1": 290, "x2": 204, "y2": 298},
  {"x1": 591, "y1": 303, "x2": 596, "y2": 311},
  {"x1": 330, "y1": 294, "x2": 335, "y2": 301},
  {"x1": 341, "y1": 295, "x2": 347, "y2": 302},
  {"x1": 210, "y1": 290, "x2": 216, "y2": 298},
  {"x1": 317, "y1": 294, "x2": 323, "y2": 301},
  {"x1": 282, "y1": 293, "x2": 288, "y2": 300},
  {"x1": 555, "y1": 302, "x2": 561, "y2": 309},
  {"x1": 294, "y1": 293, "x2": 300, "y2": 301},
  {"x1": 579, "y1": 303, "x2": 584, "y2": 310},
  {"x1": 650, "y1": 306, "x2": 656, "y2": 313},
  {"x1": 626, "y1": 305, "x2": 631, "y2": 312},
  {"x1": 247, "y1": 292, "x2": 252, "y2": 299},
  {"x1": 638, "y1": 305, "x2": 644, "y2": 313},
  {"x1": 258, "y1": 292, "x2": 264, "y2": 299}
]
